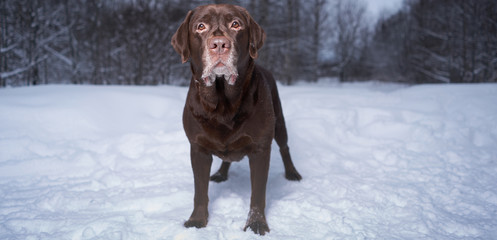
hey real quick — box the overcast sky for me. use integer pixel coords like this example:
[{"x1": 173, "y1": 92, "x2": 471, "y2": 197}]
[{"x1": 366, "y1": 0, "x2": 404, "y2": 18}]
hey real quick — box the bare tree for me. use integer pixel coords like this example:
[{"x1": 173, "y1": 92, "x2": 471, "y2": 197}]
[
  {"x1": 307, "y1": 0, "x2": 329, "y2": 82},
  {"x1": 331, "y1": 0, "x2": 368, "y2": 82}
]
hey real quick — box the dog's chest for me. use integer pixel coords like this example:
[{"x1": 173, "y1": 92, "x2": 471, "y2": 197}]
[{"x1": 196, "y1": 132, "x2": 256, "y2": 162}]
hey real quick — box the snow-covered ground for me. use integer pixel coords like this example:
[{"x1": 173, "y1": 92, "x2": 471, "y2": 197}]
[{"x1": 1, "y1": 82, "x2": 496, "y2": 239}]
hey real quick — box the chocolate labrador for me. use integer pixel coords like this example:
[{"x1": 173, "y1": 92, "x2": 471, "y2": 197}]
[{"x1": 171, "y1": 4, "x2": 302, "y2": 235}]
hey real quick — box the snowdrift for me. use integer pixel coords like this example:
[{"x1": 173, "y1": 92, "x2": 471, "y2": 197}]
[{"x1": 1, "y1": 82, "x2": 496, "y2": 239}]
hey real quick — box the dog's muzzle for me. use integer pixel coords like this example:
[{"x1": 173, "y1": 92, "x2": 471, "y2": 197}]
[{"x1": 201, "y1": 36, "x2": 238, "y2": 86}]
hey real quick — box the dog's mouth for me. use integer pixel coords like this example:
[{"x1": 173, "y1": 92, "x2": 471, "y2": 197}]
[
  {"x1": 201, "y1": 60, "x2": 238, "y2": 87},
  {"x1": 201, "y1": 45, "x2": 238, "y2": 87}
]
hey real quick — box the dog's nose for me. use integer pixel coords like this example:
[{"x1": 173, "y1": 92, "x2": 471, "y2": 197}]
[{"x1": 208, "y1": 36, "x2": 231, "y2": 54}]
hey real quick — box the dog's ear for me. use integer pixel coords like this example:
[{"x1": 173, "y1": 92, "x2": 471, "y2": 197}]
[
  {"x1": 171, "y1": 10, "x2": 193, "y2": 63},
  {"x1": 244, "y1": 10, "x2": 265, "y2": 59}
]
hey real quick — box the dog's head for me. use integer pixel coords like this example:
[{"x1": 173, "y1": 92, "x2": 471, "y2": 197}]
[{"x1": 171, "y1": 4, "x2": 265, "y2": 86}]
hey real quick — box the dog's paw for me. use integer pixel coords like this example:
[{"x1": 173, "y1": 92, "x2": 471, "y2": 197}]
[
  {"x1": 244, "y1": 209, "x2": 270, "y2": 235},
  {"x1": 184, "y1": 219, "x2": 207, "y2": 229},
  {"x1": 210, "y1": 172, "x2": 228, "y2": 183},
  {"x1": 184, "y1": 208, "x2": 208, "y2": 229},
  {"x1": 285, "y1": 170, "x2": 302, "y2": 181},
  {"x1": 244, "y1": 220, "x2": 270, "y2": 235}
]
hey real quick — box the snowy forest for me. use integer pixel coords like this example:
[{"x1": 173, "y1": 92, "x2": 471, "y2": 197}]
[{"x1": 1, "y1": 0, "x2": 496, "y2": 87}]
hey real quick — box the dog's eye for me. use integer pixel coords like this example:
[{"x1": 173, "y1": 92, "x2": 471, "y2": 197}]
[
  {"x1": 231, "y1": 21, "x2": 240, "y2": 29},
  {"x1": 197, "y1": 23, "x2": 206, "y2": 31}
]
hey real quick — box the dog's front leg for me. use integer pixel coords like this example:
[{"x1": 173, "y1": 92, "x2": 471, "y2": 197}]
[
  {"x1": 244, "y1": 147, "x2": 271, "y2": 235},
  {"x1": 184, "y1": 145, "x2": 213, "y2": 228}
]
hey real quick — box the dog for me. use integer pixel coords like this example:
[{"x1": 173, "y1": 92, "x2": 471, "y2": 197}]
[{"x1": 171, "y1": 4, "x2": 302, "y2": 235}]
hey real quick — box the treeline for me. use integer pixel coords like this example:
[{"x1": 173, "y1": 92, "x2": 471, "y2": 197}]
[
  {"x1": 1, "y1": 0, "x2": 189, "y2": 87},
  {"x1": 368, "y1": 0, "x2": 497, "y2": 83},
  {"x1": 1, "y1": 0, "x2": 496, "y2": 87}
]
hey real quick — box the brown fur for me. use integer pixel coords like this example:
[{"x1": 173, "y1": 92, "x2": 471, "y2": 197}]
[{"x1": 171, "y1": 4, "x2": 302, "y2": 235}]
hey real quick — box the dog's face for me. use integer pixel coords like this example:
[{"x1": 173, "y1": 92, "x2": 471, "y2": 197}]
[{"x1": 171, "y1": 4, "x2": 265, "y2": 86}]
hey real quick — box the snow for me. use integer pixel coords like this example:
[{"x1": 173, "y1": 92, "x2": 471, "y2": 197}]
[{"x1": 1, "y1": 82, "x2": 497, "y2": 239}]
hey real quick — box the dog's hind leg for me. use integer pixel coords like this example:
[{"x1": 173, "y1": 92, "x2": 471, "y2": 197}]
[
  {"x1": 210, "y1": 161, "x2": 231, "y2": 182},
  {"x1": 275, "y1": 124, "x2": 302, "y2": 181},
  {"x1": 272, "y1": 88, "x2": 302, "y2": 181}
]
